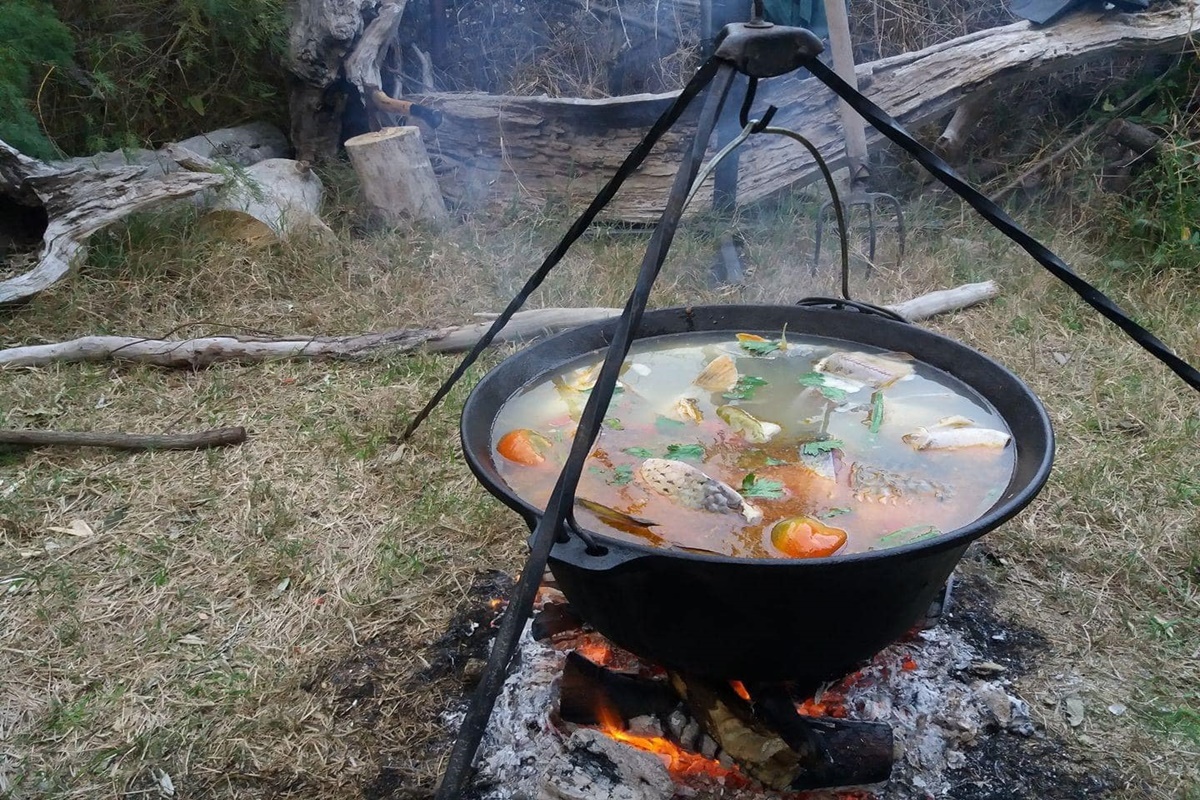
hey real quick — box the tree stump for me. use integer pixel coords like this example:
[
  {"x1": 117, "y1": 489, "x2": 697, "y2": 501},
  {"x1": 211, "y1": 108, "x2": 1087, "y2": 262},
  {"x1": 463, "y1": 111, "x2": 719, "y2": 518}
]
[
  {"x1": 344, "y1": 126, "x2": 448, "y2": 225},
  {"x1": 203, "y1": 158, "x2": 331, "y2": 245}
]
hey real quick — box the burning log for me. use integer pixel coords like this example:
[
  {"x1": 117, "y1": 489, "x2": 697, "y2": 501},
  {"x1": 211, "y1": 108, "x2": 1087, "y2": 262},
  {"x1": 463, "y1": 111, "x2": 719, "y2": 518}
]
[{"x1": 558, "y1": 652, "x2": 678, "y2": 726}]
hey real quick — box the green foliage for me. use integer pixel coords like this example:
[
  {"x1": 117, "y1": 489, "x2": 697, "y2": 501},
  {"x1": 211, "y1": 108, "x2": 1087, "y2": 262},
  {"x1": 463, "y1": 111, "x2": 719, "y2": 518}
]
[
  {"x1": 1112, "y1": 60, "x2": 1200, "y2": 273},
  {"x1": 0, "y1": 0, "x2": 74, "y2": 158},
  {"x1": 39, "y1": 0, "x2": 287, "y2": 154}
]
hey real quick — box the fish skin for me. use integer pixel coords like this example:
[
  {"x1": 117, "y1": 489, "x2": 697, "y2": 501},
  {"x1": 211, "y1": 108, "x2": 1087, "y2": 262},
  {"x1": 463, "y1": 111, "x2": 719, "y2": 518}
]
[
  {"x1": 716, "y1": 405, "x2": 782, "y2": 443},
  {"x1": 903, "y1": 425, "x2": 1011, "y2": 451},
  {"x1": 672, "y1": 396, "x2": 704, "y2": 423},
  {"x1": 694, "y1": 354, "x2": 739, "y2": 392},
  {"x1": 816, "y1": 350, "x2": 914, "y2": 388},
  {"x1": 636, "y1": 458, "x2": 761, "y2": 523}
]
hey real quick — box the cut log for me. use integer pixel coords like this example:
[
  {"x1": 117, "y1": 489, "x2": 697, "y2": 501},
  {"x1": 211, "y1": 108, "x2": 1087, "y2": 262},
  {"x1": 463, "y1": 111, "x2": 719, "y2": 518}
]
[
  {"x1": 558, "y1": 652, "x2": 679, "y2": 725},
  {"x1": 0, "y1": 427, "x2": 247, "y2": 451},
  {"x1": 344, "y1": 126, "x2": 448, "y2": 224},
  {"x1": 413, "y1": 2, "x2": 1200, "y2": 221},
  {"x1": 0, "y1": 139, "x2": 225, "y2": 306},
  {"x1": 203, "y1": 158, "x2": 331, "y2": 245},
  {"x1": 1105, "y1": 117, "x2": 1162, "y2": 158},
  {"x1": 935, "y1": 96, "x2": 989, "y2": 163}
]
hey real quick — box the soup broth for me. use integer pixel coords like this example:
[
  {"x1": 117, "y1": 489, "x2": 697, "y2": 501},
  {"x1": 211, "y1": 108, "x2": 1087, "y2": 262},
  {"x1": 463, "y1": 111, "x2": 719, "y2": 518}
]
[{"x1": 489, "y1": 331, "x2": 1016, "y2": 558}]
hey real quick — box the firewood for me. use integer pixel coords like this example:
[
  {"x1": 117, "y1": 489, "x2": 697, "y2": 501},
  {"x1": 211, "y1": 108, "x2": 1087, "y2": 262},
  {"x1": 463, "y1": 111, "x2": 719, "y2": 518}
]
[
  {"x1": 344, "y1": 126, "x2": 448, "y2": 225},
  {"x1": 0, "y1": 427, "x2": 247, "y2": 451},
  {"x1": 558, "y1": 652, "x2": 678, "y2": 725},
  {"x1": 202, "y1": 158, "x2": 331, "y2": 245},
  {"x1": 1105, "y1": 118, "x2": 1162, "y2": 158}
]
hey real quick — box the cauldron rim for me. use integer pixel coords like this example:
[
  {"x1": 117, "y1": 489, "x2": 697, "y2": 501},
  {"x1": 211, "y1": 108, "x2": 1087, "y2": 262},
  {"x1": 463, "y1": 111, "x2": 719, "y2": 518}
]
[{"x1": 461, "y1": 304, "x2": 1055, "y2": 567}]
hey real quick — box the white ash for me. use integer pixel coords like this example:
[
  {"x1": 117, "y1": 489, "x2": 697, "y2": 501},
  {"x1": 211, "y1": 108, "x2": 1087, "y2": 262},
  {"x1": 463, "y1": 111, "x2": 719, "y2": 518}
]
[
  {"x1": 466, "y1": 619, "x2": 1036, "y2": 800},
  {"x1": 839, "y1": 624, "x2": 1036, "y2": 799}
]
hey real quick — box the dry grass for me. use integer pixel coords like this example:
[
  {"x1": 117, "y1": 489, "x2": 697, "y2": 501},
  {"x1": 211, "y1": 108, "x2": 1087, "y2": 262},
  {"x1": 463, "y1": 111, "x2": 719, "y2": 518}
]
[{"x1": 1, "y1": 180, "x2": 1198, "y2": 798}]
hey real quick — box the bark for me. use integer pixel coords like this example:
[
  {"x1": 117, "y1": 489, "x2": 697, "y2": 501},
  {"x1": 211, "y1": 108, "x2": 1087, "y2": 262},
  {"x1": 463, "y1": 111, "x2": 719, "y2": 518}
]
[
  {"x1": 0, "y1": 427, "x2": 247, "y2": 451},
  {"x1": 0, "y1": 139, "x2": 225, "y2": 306},
  {"x1": 344, "y1": 126, "x2": 448, "y2": 224},
  {"x1": 413, "y1": 2, "x2": 1200, "y2": 222}
]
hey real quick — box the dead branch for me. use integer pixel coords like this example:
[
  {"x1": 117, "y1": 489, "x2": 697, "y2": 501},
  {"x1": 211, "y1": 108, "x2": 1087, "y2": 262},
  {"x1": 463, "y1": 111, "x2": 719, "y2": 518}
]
[
  {"x1": 0, "y1": 427, "x2": 247, "y2": 451},
  {"x1": 0, "y1": 283, "x2": 1000, "y2": 370},
  {"x1": 1105, "y1": 118, "x2": 1162, "y2": 157}
]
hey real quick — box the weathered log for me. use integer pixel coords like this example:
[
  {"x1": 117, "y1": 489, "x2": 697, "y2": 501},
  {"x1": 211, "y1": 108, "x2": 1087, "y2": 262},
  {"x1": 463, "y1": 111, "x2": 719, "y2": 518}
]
[
  {"x1": 1105, "y1": 117, "x2": 1162, "y2": 157},
  {"x1": 203, "y1": 158, "x2": 331, "y2": 244},
  {"x1": 414, "y1": 2, "x2": 1200, "y2": 221},
  {"x1": 0, "y1": 307, "x2": 624, "y2": 369},
  {"x1": 0, "y1": 427, "x2": 247, "y2": 451},
  {"x1": 344, "y1": 1, "x2": 407, "y2": 97},
  {"x1": 345, "y1": 126, "x2": 448, "y2": 224},
  {"x1": 0, "y1": 283, "x2": 1000, "y2": 368},
  {"x1": 0, "y1": 139, "x2": 225, "y2": 306}
]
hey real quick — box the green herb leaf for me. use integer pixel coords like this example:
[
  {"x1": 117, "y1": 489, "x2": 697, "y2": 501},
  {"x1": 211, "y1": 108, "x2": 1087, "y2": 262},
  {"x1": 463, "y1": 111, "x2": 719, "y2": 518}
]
[
  {"x1": 604, "y1": 417, "x2": 624, "y2": 430},
  {"x1": 878, "y1": 524, "x2": 942, "y2": 546},
  {"x1": 799, "y1": 371, "x2": 848, "y2": 403},
  {"x1": 867, "y1": 390, "x2": 885, "y2": 434},
  {"x1": 612, "y1": 465, "x2": 634, "y2": 485},
  {"x1": 655, "y1": 415, "x2": 686, "y2": 434},
  {"x1": 664, "y1": 443, "x2": 705, "y2": 461},
  {"x1": 623, "y1": 446, "x2": 654, "y2": 458},
  {"x1": 765, "y1": 456, "x2": 789, "y2": 466},
  {"x1": 722, "y1": 375, "x2": 770, "y2": 400},
  {"x1": 740, "y1": 472, "x2": 785, "y2": 499},
  {"x1": 820, "y1": 507, "x2": 851, "y2": 519},
  {"x1": 801, "y1": 438, "x2": 844, "y2": 457},
  {"x1": 740, "y1": 339, "x2": 781, "y2": 356}
]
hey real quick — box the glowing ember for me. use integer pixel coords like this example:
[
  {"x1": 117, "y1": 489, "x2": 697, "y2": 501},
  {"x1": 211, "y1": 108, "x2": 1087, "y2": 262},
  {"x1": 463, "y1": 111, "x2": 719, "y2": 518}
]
[
  {"x1": 593, "y1": 704, "x2": 749, "y2": 785},
  {"x1": 729, "y1": 680, "x2": 751, "y2": 701},
  {"x1": 488, "y1": 598, "x2": 505, "y2": 610},
  {"x1": 573, "y1": 638, "x2": 613, "y2": 666}
]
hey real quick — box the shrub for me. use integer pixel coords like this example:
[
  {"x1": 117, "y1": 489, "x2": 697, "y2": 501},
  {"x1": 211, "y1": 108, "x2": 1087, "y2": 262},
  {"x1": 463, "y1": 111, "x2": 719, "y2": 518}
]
[{"x1": 0, "y1": 0, "x2": 74, "y2": 159}]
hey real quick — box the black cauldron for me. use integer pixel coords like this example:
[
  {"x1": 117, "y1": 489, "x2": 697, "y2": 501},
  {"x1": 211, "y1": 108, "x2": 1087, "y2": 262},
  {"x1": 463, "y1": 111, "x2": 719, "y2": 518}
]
[{"x1": 461, "y1": 305, "x2": 1054, "y2": 682}]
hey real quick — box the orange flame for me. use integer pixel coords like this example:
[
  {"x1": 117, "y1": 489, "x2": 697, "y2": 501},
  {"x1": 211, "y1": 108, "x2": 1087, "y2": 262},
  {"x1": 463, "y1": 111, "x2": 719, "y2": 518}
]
[
  {"x1": 594, "y1": 703, "x2": 747, "y2": 784},
  {"x1": 729, "y1": 681, "x2": 751, "y2": 701}
]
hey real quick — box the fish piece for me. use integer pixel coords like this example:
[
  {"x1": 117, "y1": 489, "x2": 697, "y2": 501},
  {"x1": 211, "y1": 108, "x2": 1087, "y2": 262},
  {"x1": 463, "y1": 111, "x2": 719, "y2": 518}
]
[
  {"x1": 551, "y1": 377, "x2": 588, "y2": 421},
  {"x1": 815, "y1": 350, "x2": 914, "y2": 388},
  {"x1": 903, "y1": 416, "x2": 1011, "y2": 450},
  {"x1": 694, "y1": 354, "x2": 739, "y2": 392},
  {"x1": 636, "y1": 458, "x2": 762, "y2": 523},
  {"x1": 671, "y1": 396, "x2": 704, "y2": 423},
  {"x1": 496, "y1": 429, "x2": 553, "y2": 466},
  {"x1": 576, "y1": 497, "x2": 660, "y2": 537},
  {"x1": 717, "y1": 405, "x2": 782, "y2": 443},
  {"x1": 850, "y1": 462, "x2": 952, "y2": 504},
  {"x1": 561, "y1": 362, "x2": 602, "y2": 392},
  {"x1": 770, "y1": 516, "x2": 848, "y2": 558}
]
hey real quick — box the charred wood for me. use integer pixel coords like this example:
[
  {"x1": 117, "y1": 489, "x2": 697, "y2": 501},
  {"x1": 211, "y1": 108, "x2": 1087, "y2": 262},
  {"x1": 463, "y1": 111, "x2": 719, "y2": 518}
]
[
  {"x1": 1105, "y1": 118, "x2": 1162, "y2": 159},
  {"x1": 558, "y1": 652, "x2": 679, "y2": 725}
]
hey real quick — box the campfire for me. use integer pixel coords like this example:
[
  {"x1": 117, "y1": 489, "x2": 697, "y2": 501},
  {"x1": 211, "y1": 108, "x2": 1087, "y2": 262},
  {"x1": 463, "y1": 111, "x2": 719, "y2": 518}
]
[{"x1": 458, "y1": 571, "x2": 1037, "y2": 800}]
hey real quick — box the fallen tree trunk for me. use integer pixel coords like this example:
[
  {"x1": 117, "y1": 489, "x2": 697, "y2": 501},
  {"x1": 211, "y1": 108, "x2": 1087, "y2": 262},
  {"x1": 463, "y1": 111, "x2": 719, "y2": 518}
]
[
  {"x1": 0, "y1": 427, "x2": 247, "y2": 451},
  {"x1": 0, "y1": 284, "x2": 998, "y2": 369},
  {"x1": 202, "y1": 158, "x2": 331, "y2": 244},
  {"x1": 414, "y1": 2, "x2": 1199, "y2": 221},
  {"x1": 0, "y1": 139, "x2": 225, "y2": 306}
]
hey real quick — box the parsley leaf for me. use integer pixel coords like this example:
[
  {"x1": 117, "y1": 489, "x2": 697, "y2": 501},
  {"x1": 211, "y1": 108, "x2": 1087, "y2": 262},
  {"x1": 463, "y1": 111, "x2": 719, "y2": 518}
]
[
  {"x1": 798, "y1": 371, "x2": 848, "y2": 403},
  {"x1": 819, "y1": 507, "x2": 851, "y2": 519},
  {"x1": 664, "y1": 443, "x2": 704, "y2": 461},
  {"x1": 612, "y1": 465, "x2": 634, "y2": 485},
  {"x1": 623, "y1": 446, "x2": 654, "y2": 458},
  {"x1": 878, "y1": 524, "x2": 941, "y2": 546},
  {"x1": 739, "y1": 339, "x2": 781, "y2": 356},
  {"x1": 867, "y1": 390, "x2": 885, "y2": 434},
  {"x1": 740, "y1": 472, "x2": 785, "y2": 499},
  {"x1": 603, "y1": 417, "x2": 624, "y2": 430},
  {"x1": 765, "y1": 456, "x2": 789, "y2": 466},
  {"x1": 801, "y1": 438, "x2": 844, "y2": 456},
  {"x1": 722, "y1": 375, "x2": 770, "y2": 400}
]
